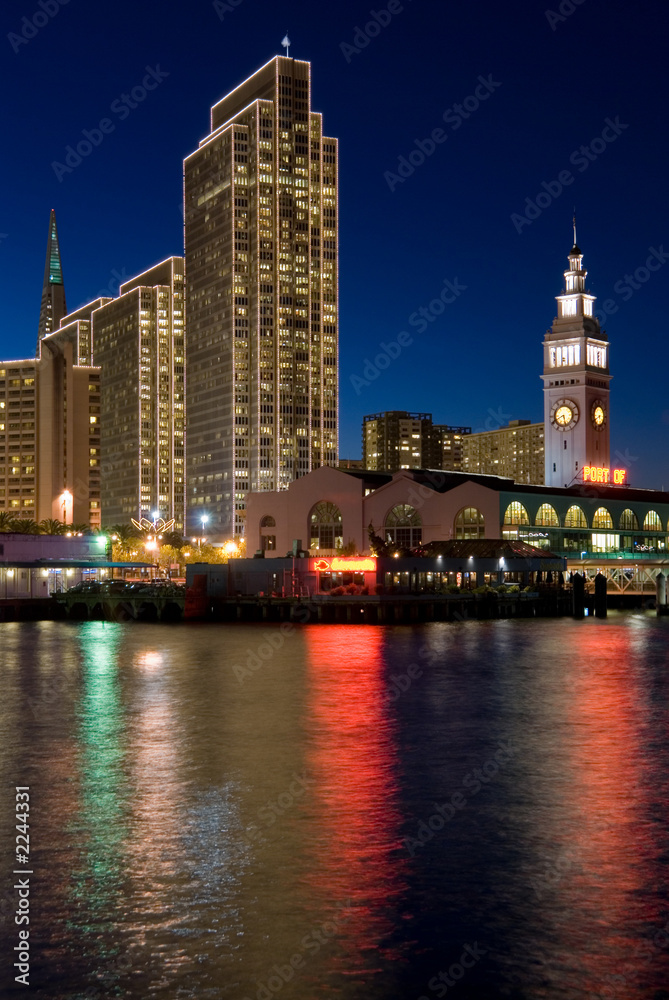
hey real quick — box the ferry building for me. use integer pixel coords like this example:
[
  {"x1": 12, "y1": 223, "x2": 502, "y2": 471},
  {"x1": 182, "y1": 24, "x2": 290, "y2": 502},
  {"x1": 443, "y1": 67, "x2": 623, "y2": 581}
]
[{"x1": 244, "y1": 234, "x2": 669, "y2": 596}]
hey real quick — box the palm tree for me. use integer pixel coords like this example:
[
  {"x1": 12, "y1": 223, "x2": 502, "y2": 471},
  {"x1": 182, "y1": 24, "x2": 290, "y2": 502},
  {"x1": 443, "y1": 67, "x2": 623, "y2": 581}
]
[
  {"x1": 10, "y1": 518, "x2": 40, "y2": 534},
  {"x1": 39, "y1": 518, "x2": 66, "y2": 535},
  {"x1": 69, "y1": 522, "x2": 92, "y2": 535},
  {"x1": 0, "y1": 512, "x2": 16, "y2": 532}
]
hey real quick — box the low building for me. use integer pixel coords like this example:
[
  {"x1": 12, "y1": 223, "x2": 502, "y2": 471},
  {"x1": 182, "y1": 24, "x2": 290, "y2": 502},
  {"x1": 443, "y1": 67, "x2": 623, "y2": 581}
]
[
  {"x1": 245, "y1": 464, "x2": 669, "y2": 561},
  {"x1": 0, "y1": 533, "x2": 151, "y2": 599}
]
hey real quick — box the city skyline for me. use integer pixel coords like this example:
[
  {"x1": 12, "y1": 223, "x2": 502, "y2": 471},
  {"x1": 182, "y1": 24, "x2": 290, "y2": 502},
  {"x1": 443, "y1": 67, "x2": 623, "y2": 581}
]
[{"x1": 2, "y1": 0, "x2": 668, "y2": 488}]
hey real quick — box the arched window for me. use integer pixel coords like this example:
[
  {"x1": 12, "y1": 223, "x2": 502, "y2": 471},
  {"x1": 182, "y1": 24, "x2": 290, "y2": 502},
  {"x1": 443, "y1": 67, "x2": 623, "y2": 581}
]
[
  {"x1": 503, "y1": 502, "x2": 529, "y2": 525},
  {"x1": 592, "y1": 507, "x2": 613, "y2": 529},
  {"x1": 535, "y1": 503, "x2": 559, "y2": 527},
  {"x1": 564, "y1": 505, "x2": 587, "y2": 528},
  {"x1": 309, "y1": 501, "x2": 343, "y2": 550},
  {"x1": 619, "y1": 509, "x2": 639, "y2": 531},
  {"x1": 260, "y1": 515, "x2": 276, "y2": 528},
  {"x1": 385, "y1": 504, "x2": 422, "y2": 548},
  {"x1": 455, "y1": 507, "x2": 485, "y2": 539},
  {"x1": 643, "y1": 510, "x2": 663, "y2": 531}
]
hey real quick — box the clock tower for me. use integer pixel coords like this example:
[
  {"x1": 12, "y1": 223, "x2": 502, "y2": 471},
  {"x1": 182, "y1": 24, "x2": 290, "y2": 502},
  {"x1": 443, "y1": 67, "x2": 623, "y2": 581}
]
[{"x1": 542, "y1": 232, "x2": 611, "y2": 487}]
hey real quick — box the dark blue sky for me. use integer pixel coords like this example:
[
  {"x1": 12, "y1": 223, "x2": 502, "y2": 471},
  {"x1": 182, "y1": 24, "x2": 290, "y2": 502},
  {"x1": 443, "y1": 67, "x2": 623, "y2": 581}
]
[{"x1": 2, "y1": 0, "x2": 668, "y2": 485}]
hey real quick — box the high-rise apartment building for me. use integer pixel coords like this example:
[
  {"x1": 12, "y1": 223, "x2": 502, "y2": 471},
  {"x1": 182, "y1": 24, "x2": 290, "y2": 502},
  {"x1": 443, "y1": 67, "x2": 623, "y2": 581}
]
[
  {"x1": 184, "y1": 55, "x2": 339, "y2": 539},
  {"x1": 92, "y1": 257, "x2": 185, "y2": 529},
  {"x1": 461, "y1": 419, "x2": 545, "y2": 484},
  {"x1": 363, "y1": 411, "x2": 470, "y2": 472},
  {"x1": 37, "y1": 209, "x2": 67, "y2": 350}
]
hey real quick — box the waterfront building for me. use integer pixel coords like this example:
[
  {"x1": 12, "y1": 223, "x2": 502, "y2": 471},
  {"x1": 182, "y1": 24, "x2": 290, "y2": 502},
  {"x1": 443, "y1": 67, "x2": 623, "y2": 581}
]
[
  {"x1": 245, "y1": 464, "x2": 669, "y2": 574},
  {"x1": 36, "y1": 209, "x2": 67, "y2": 350},
  {"x1": 362, "y1": 411, "x2": 470, "y2": 472},
  {"x1": 184, "y1": 55, "x2": 339, "y2": 540},
  {"x1": 91, "y1": 257, "x2": 185, "y2": 530},
  {"x1": 542, "y1": 237, "x2": 611, "y2": 486},
  {"x1": 461, "y1": 419, "x2": 545, "y2": 484},
  {"x1": 0, "y1": 360, "x2": 39, "y2": 521}
]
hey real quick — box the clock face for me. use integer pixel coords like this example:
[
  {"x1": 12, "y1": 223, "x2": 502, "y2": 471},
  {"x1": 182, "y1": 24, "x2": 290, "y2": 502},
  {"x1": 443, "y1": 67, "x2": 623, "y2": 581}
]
[
  {"x1": 550, "y1": 398, "x2": 579, "y2": 430},
  {"x1": 592, "y1": 401, "x2": 606, "y2": 429}
]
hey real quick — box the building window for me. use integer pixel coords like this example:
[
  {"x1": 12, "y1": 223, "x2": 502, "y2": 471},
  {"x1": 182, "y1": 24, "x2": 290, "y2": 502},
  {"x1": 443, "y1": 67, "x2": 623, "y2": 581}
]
[
  {"x1": 260, "y1": 515, "x2": 276, "y2": 527},
  {"x1": 385, "y1": 504, "x2": 422, "y2": 548},
  {"x1": 503, "y1": 502, "x2": 529, "y2": 525},
  {"x1": 309, "y1": 501, "x2": 343, "y2": 550},
  {"x1": 643, "y1": 510, "x2": 663, "y2": 531},
  {"x1": 455, "y1": 507, "x2": 485, "y2": 539},
  {"x1": 261, "y1": 535, "x2": 276, "y2": 551},
  {"x1": 592, "y1": 507, "x2": 613, "y2": 529},
  {"x1": 564, "y1": 505, "x2": 587, "y2": 528},
  {"x1": 619, "y1": 509, "x2": 639, "y2": 531},
  {"x1": 535, "y1": 503, "x2": 559, "y2": 527}
]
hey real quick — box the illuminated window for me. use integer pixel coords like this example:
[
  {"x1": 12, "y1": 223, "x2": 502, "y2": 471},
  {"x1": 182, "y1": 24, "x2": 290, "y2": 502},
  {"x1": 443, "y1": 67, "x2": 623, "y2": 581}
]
[
  {"x1": 619, "y1": 509, "x2": 639, "y2": 531},
  {"x1": 385, "y1": 504, "x2": 422, "y2": 548},
  {"x1": 592, "y1": 507, "x2": 613, "y2": 529},
  {"x1": 535, "y1": 503, "x2": 559, "y2": 527},
  {"x1": 643, "y1": 510, "x2": 663, "y2": 531},
  {"x1": 503, "y1": 502, "x2": 529, "y2": 525},
  {"x1": 309, "y1": 501, "x2": 342, "y2": 550},
  {"x1": 455, "y1": 507, "x2": 485, "y2": 539},
  {"x1": 564, "y1": 505, "x2": 587, "y2": 528}
]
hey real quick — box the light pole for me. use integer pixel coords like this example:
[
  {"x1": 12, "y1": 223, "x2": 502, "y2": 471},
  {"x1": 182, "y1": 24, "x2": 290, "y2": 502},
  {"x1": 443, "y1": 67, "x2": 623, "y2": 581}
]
[{"x1": 200, "y1": 514, "x2": 208, "y2": 549}]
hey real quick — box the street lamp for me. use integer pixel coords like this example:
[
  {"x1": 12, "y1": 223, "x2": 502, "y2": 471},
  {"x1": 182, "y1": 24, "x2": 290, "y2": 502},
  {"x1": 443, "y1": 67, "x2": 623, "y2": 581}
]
[{"x1": 200, "y1": 514, "x2": 208, "y2": 549}]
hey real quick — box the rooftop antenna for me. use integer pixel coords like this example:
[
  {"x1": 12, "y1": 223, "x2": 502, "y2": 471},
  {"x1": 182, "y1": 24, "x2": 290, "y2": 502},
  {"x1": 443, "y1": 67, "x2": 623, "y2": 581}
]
[
  {"x1": 281, "y1": 33, "x2": 291, "y2": 57},
  {"x1": 573, "y1": 208, "x2": 577, "y2": 247}
]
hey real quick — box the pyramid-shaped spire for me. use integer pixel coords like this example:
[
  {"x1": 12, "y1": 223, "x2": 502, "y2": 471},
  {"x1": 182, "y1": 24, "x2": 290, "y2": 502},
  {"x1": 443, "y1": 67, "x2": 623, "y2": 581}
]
[{"x1": 37, "y1": 209, "x2": 67, "y2": 353}]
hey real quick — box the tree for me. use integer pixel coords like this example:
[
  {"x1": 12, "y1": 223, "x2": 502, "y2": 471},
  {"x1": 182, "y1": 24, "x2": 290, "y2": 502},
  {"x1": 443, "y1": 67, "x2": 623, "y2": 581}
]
[
  {"x1": 0, "y1": 512, "x2": 16, "y2": 532},
  {"x1": 10, "y1": 519, "x2": 40, "y2": 534},
  {"x1": 39, "y1": 518, "x2": 66, "y2": 535},
  {"x1": 367, "y1": 522, "x2": 389, "y2": 557}
]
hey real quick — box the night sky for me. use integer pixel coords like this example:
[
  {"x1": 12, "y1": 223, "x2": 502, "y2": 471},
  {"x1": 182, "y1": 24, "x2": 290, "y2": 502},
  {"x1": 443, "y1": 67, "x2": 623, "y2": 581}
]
[{"x1": 2, "y1": 0, "x2": 668, "y2": 486}]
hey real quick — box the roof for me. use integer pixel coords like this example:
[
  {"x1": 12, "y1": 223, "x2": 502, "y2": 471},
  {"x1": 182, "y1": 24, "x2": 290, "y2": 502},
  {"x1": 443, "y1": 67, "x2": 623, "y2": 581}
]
[{"x1": 419, "y1": 539, "x2": 562, "y2": 559}]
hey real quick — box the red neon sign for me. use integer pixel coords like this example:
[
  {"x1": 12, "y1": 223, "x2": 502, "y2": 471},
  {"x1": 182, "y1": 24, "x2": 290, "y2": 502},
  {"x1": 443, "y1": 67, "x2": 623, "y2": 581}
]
[
  {"x1": 583, "y1": 466, "x2": 626, "y2": 485},
  {"x1": 314, "y1": 559, "x2": 330, "y2": 572},
  {"x1": 330, "y1": 557, "x2": 376, "y2": 572}
]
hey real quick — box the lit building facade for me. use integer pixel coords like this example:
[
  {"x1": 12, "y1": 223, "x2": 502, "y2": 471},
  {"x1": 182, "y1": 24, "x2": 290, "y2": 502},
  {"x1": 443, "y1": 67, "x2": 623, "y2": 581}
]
[
  {"x1": 184, "y1": 55, "x2": 339, "y2": 540},
  {"x1": 246, "y1": 465, "x2": 669, "y2": 562},
  {"x1": 542, "y1": 240, "x2": 611, "y2": 486},
  {"x1": 461, "y1": 420, "x2": 545, "y2": 484},
  {"x1": 363, "y1": 411, "x2": 470, "y2": 472},
  {"x1": 91, "y1": 258, "x2": 185, "y2": 529}
]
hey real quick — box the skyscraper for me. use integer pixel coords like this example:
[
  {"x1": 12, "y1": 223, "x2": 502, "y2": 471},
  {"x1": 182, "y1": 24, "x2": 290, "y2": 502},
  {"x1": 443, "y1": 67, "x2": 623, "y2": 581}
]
[
  {"x1": 37, "y1": 209, "x2": 67, "y2": 351},
  {"x1": 92, "y1": 257, "x2": 185, "y2": 529},
  {"x1": 542, "y1": 238, "x2": 611, "y2": 487},
  {"x1": 184, "y1": 55, "x2": 339, "y2": 539}
]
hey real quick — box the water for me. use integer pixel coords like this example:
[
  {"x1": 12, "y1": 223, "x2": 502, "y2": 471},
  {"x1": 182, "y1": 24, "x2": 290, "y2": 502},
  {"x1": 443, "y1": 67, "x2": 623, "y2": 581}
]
[{"x1": 1, "y1": 614, "x2": 668, "y2": 1000}]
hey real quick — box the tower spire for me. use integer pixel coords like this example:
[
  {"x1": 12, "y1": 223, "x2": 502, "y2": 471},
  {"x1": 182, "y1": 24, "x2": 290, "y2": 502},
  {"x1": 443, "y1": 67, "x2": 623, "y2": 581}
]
[
  {"x1": 37, "y1": 209, "x2": 67, "y2": 354},
  {"x1": 573, "y1": 210, "x2": 577, "y2": 249}
]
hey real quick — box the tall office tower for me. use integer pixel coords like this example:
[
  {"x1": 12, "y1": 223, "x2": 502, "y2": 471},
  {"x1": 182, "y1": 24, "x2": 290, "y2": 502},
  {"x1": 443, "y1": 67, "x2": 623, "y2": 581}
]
[
  {"x1": 37, "y1": 323, "x2": 102, "y2": 528},
  {"x1": 461, "y1": 419, "x2": 545, "y2": 484},
  {"x1": 0, "y1": 361, "x2": 39, "y2": 520},
  {"x1": 542, "y1": 237, "x2": 611, "y2": 487},
  {"x1": 92, "y1": 258, "x2": 185, "y2": 529},
  {"x1": 184, "y1": 55, "x2": 339, "y2": 539},
  {"x1": 36, "y1": 210, "x2": 67, "y2": 351}
]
